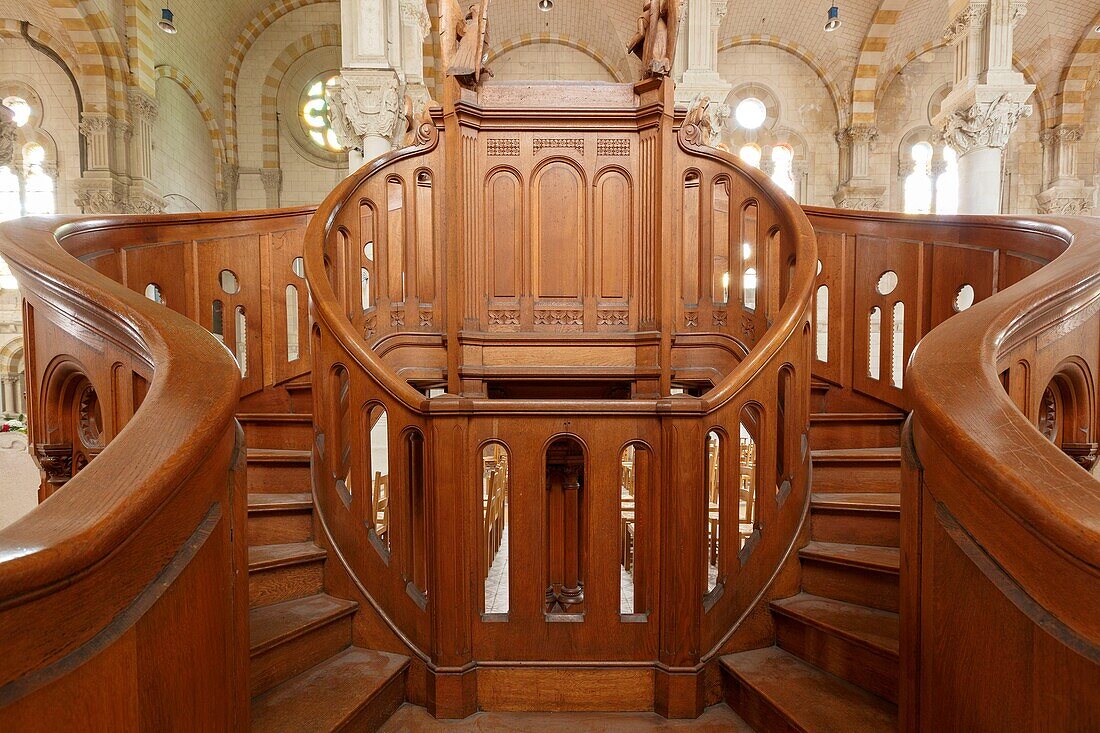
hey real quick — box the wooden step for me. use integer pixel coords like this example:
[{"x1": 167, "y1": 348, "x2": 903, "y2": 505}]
[
  {"x1": 809, "y1": 412, "x2": 904, "y2": 450},
  {"x1": 250, "y1": 594, "x2": 357, "y2": 697},
  {"x1": 238, "y1": 413, "x2": 314, "y2": 451},
  {"x1": 247, "y1": 448, "x2": 311, "y2": 493},
  {"x1": 249, "y1": 542, "x2": 326, "y2": 608},
  {"x1": 721, "y1": 647, "x2": 896, "y2": 733},
  {"x1": 248, "y1": 493, "x2": 313, "y2": 545},
  {"x1": 811, "y1": 492, "x2": 900, "y2": 547},
  {"x1": 799, "y1": 542, "x2": 900, "y2": 613},
  {"x1": 252, "y1": 646, "x2": 410, "y2": 732},
  {"x1": 811, "y1": 448, "x2": 901, "y2": 493},
  {"x1": 771, "y1": 593, "x2": 899, "y2": 703}
]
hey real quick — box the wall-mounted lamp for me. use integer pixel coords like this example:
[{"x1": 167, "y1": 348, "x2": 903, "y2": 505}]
[
  {"x1": 824, "y1": 4, "x2": 841, "y2": 32},
  {"x1": 158, "y1": 4, "x2": 177, "y2": 34},
  {"x1": 538, "y1": 0, "x2": 553, "y2": 11}
]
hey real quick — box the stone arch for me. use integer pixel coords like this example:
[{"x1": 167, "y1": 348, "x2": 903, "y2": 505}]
[
  {"x1": 1054, "y1": 10, "x2": 1100, "y2": 128},
  {"x1": 46, "y1": 0, "x2": 129, "y2": 119},
  {"x1": 259, "y1": 27, "x2": 340, "y2": 170},
  {"x1": 717, "y1": 36, "x2": 843, "y2": 126},
  {"x1": 223, "y1": 0, "x2": 338, "y2": 165},
  {"x1": 487, "y1": 34, "x2": 627, "y2": 82},
  {"x1": 155, "y1": 65, "x2": 227, "y2": 198},
  {"x1": 850, "y1": 0, "x2": 910, "y2": 125}
]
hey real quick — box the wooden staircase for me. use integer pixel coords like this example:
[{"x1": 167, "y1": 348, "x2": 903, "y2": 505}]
[
  {"x1": 721, "y1": 412, "x2": 904, "y2": 732},
  {"x1": 240, "y1": 382, "x2": 410, "y2": 732}
]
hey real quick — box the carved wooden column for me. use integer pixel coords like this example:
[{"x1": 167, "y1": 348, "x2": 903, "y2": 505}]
[{"x1": 559, "y1": 464, "x2": 584, "y2": 609}]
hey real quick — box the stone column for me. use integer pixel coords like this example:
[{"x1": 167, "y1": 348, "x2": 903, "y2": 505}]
[
  {"x1": 260, "y1": 168, "x2": 282, "y2": 209},
  {"x1": 332, "y1": 0, "x2": 428, "y2": 173},
  {"x1": 0, "y1": 108, "x2": 15, "y2": 169},
  {"x1": 74, "y1": 112, "x2": 130, "y2": 214},
  {"x1": 674, "y1": 0, "x2": 731, "y2": 106},
  {"x1": 1037, "y1": 125, "x2": 1094, "y2": 215},
  {"x1": 126, "y1": 90, "x2": 166, "y2": 214},
  {"x1": 833, "y1": 125, "x2": 885, "y2": 210},
  {"x1": 933, "y1": 0, "x2": 1033, "y2": 214}
]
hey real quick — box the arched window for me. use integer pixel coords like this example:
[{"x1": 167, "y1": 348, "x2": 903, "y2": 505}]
[
  {"x1": 770, "y1": 145, "x2": 796, "y2": 197},
  {"x1": 903, "y1": 138, "x2": 959, "y2": 215},
  {"x1": 935, "y1": 146, "x2": 959, "y2": 215},
  {"x1": 738, "y1": 143, "x2": 762, "y2": 169},
  {"x1": 904, "y1": 142, "x2": 933, "y2": 214},
  {"x1": 0, "y1": 98, "x2": 58, "y2": 219}
]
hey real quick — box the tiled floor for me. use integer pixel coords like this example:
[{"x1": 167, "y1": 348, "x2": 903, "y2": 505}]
[
  {"x1": 484, "y1": 524, "x2": 642, "y2": 615},
  {"x1": 380, "y1": 703, "x2": 754, "y2": 732},
  {"x1": 0, "y1": 437, "x2": 38, "y2": 530}
]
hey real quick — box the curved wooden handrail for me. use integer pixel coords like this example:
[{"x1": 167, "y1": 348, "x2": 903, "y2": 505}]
[
  {"x1": 905, "y1": 214, "x2": 1100, "y2": 593},
  {"x1": 0, "y1": 214, "x2": 242, "y2": 598}
]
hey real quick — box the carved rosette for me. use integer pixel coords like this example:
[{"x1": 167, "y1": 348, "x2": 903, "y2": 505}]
[
  {"x1": 596, "y1": 310, "x2": 629, "y2": 327},
  {"x1": 488, "y1": 309, "x2": 520, "y2": 328},
  {"x1": 534, "y1": 309, "x2": 583, "y2": 328}
]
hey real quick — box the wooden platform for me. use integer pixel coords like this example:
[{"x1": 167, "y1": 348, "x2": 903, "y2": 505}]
[{"x1": 378, "y1": 704, "x2": 753, "y2": 732}]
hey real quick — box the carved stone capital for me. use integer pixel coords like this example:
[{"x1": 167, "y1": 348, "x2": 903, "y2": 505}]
[
  {"x1": 1010, "y1": 0, "x2": 1028, "y2": 27},
  {"x1": 1037, "y1": 184, "x2": 1095, "y2": 216},
  {"x1": 79, "y1": 113, "x2": 128, "y2": 140},
  {"x1": 260, "y1": 168, "x2": 283, "y2": 194},
  {"x1": 898, "y1": 158, "x2": 917, "y2": 178},
  {"x1": 74, "y1": 179, "x2": 129, "y2": 214},
  {"x1": 124, "y1": 192, "x2": 167, "y2": 215},
  {"x1": 224, "y1": 163, "x2": 240, "y2": 191},
  {"x1": 944, "y1": 3, "x2": 988, "y2": 44},
  {"x1": 400, "y1": 0, "x2": 431, "y2": 36},
  {"x1": 844, "y1": 124, "x2": 880, "y2": 146},
  {"x1": 941, "y1": 94, "x2": 1031, "y2": 153},
  {"x1": 326, "y1": 70, "x2": 403, "y2": 150},
  {"x1": 833, "y1": 185, "x2": 885, "y2": 211},
  {"x1": 128, "y1": 89, "x2": 159, "y2": 123}
]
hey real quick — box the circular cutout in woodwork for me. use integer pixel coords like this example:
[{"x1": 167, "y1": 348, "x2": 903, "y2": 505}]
[
  {"x1": 219, "y1": 269, "x2": 240, "y2": 295},
  {"x1": 364, "y1": 242, "x2": 374, "y2": 261},
  {"x1": 954, "y1": 284, "x2": 975, "y2": 312},
  {"x1": 876, "y1": 271, "x2": 898, "y2": 296},
  {"x1": 144, "y1": 283, "x2": 163, "y2": 303},
  {"x1": 291, "y1": 257, "x2": 305, "y2": 278},
  {"x1": 816, "y1": 260, "x2": 823, "y2": 276}
]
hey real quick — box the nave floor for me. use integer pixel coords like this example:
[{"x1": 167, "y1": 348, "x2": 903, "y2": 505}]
[{"x1": 379, "y1": 703, "x2": 752, "y2": 731}]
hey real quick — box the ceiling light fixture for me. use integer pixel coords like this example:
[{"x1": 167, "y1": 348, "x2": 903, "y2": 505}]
[
  {"x1": 538, "y1": 0, "x2": 553, "y2": 11},
  {"x1": 824, "y1": 3, "x2": 841, "y2": 32},
  {"x1": 158, "y1": 3, "x2": 177, "y2": 34}
]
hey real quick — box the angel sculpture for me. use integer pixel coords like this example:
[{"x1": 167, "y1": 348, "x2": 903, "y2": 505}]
[
  {"x1": 628, "y1": 0, "x2": 674, "y2": 76},
  {"x1": 446, "y1": 0, "x2": 492, "y2": 84}
]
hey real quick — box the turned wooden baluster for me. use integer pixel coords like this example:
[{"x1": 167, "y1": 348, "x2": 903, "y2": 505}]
[{"x1": 559, "y1": 464, "x2": 584, "y2": 610}]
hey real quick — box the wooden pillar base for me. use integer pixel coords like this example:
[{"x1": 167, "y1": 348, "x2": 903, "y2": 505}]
[
  {"x1": 426, "y1": 666, "x2": 477, "y2": 719},
  {"x1": 654, "y1": 667, "x2": 705, "y2": 719}
]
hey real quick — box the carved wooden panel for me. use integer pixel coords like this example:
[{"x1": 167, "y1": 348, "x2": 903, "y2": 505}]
[
  {"x1": 533, "y1": 161, "x2": 584, "y2": 300},
  {"x1": 486, "y1": 169, "x2": 521, "y2": 300},
  {"x1": 595, "y1": 169, "x2": 631, "y2": 301},
  {"x1": 929, "y1": 243, "x2": 996, "y2": 330}
]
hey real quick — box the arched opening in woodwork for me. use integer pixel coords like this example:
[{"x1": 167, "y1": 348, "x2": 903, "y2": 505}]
[
  {"x1": 482, "y1": 441, "x2": 511, "y2": 616},
  {"x1": 619, "y1": 442, "x2": 651, "y2": 617},
  {"x1": 366, "y1": 402, "x2": 391, "y2": 556},
  {"x1": 1038, "y1": 359, "x2": 1096, "y2": 470},
  {"x1": 545, "y1": 435, "x2": 586, "y2": 615}
]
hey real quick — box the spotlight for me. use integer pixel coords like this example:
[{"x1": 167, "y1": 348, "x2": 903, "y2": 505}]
[
  {"x1": 538, "y1": 0, "x2": 553, "y2": 10},
  {"x1": 158, "y1": 5, "x2": 177, "y2": 34},
  {"x1": 824, "y1": 4, "x2": 841, "y2": 32}
]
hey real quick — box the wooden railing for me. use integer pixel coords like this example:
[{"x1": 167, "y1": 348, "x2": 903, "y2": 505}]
[
  {"x1": 0, "y1": 212, "x2": 264, "y2": 728},
  {"x1": 803, "y1": 208, "x2": 1100, "y2": 730},
  {"x1": 304, "y1": 80, "x2": 818, "y2": 717}
]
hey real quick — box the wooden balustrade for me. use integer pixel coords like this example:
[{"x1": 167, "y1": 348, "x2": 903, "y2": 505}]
[
  {"x1": 0, "y1": 213, "x2": 256, "y2": 728},
  {"x1": 304, "y1": 79, "x2": 817, "y2": 717},
  {"x1": 803, "y1": 208, "x2": 1100, "y2": 730}
]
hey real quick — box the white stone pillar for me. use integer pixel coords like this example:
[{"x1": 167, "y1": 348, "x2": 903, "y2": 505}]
[
  {"x1": 75, "y1": 112, "x2": 131, "y2": 214},
  {"x1": 833, "y1": 125, "x2": 885, "y2": 210},
  {"x1": 126, "y1": 90, "x2": 166, "y2": 214},
  {"x1": 674, "y1": 0, "x2": 731, "y2": 106},
  {"x1": 1037, "y1": 125, "x2": 1094, "y2": 215},
  {"x1": 333, "y1": 0, "x2": 428, "y2": 174},
  {"x1": 934, "y1": 0, "x2": 1033, "y2": 215}
]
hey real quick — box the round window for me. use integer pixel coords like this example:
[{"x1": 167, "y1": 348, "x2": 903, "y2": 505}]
[
  {"x1": 734, "y1": 98, "x2": 767, "y2": 130},
  {"x1": 301, "y1": 75, "x2": 343, "y2": 152}
]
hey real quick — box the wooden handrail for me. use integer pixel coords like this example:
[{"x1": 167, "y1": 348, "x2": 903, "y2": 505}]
[{"x1": 0, "y1": 214, "x2": 242, "y2": 597}]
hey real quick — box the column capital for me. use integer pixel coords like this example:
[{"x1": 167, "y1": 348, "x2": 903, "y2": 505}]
[
  {"x1": 940, "y1": 92, "x2": 1032, "y2": 154},
  {"x1": 327, "y1": 69, "x2": 404, "y2": 151},
  {"x1": 74, "y1": 179, "x2": 129, "y2": 214},
  {"x1": 1036, "y1": 185, "x2": 1095, "y2": 216},
  {"x1": 128, "y1": 89, "x2": 160, "y2": 123}
]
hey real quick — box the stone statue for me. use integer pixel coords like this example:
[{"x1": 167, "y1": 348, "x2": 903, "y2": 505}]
[
  {"x1": 445, "y1": 0, "x2": 492, "y2": 84},
  {"x1": 628, "y1": 0, "x2": 678, "y2": 76},
  {"x1": 684, "y1": 94, "x2": 730, "y2": 148}
]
